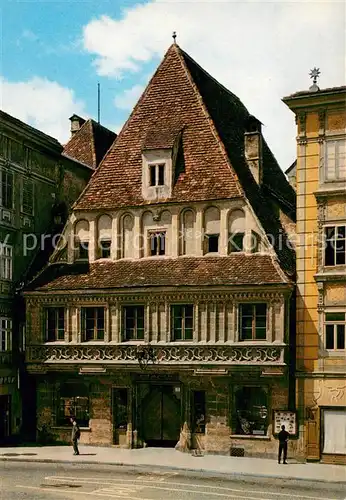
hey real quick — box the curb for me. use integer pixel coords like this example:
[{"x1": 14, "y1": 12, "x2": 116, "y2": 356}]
[{"x1": 1, "y1": 457, "x2": 346, "y2": 485}]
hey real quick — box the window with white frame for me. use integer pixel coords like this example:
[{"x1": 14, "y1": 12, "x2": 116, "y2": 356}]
[
  {"x1": 0, "y1": 244, "x2": 13, "y2": 280},
  {"x1": 325, "y1": 312, "x2": 345, "y2": 350},
  {"x1": 325, "y1": 139, "x2": 346, "y2": 181},
  {"x1": 0, "y1": 170, "x2": 14, "y2": 209},
  {"x1": 324, "y1": 225, "x2": 346, "y2": 266},
  {"x1": 149, "y1": 163, "x2": 165, "y2": 187},
  {"x1": 0, "y1": 318, "x2": 12, "y2": 352}
]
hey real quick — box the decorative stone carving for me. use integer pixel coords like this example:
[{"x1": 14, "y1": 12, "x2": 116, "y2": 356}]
[
  {"x1": 26, "y1": 343, "x2": 285, "y2": 366},
  {"x1": 298, "y1": 113, "x2": 306, "y2": 137}
]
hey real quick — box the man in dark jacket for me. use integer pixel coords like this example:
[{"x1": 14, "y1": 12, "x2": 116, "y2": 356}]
[
  {"x1": 70, "y1": 417, "x2": 80, "y2": 455},
  {"x1": 278, "y1": 425, "x2": 289, "y2": 464}
]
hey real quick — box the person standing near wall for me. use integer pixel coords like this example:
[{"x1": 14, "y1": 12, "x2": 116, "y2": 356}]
[
  {"x1": 278, "y1": 424, "x2": 289, "y2": 464},
  {"x1": 70, "y1": 416, "x2": 80, "y2": 456}
]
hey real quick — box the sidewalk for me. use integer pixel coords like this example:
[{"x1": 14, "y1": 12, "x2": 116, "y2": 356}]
[{"x1": 1, "y1": 445, "x2": 345, "y2": 484}]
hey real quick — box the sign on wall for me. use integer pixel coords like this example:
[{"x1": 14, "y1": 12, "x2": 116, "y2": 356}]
[{"x1": 273, "y1": 410, "x2": 297, "y2": 436}]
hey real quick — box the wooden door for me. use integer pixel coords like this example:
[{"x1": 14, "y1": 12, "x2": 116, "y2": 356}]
[{"x1": 141, "y1": 385, "x2": 180, "y2": 446}]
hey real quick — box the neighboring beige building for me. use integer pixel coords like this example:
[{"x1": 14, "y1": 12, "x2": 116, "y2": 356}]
[
  {"x1": 0, "y1": 110, "x2": 95, "y2": 442},
  {"x1": 25, "y1": 44, "x2": 296, "y2": 457},
  {"x1": 283, "y1": 85, "x2": 346, "y2": 464}
]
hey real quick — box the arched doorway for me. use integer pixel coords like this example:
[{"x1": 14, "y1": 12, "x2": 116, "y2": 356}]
[{"x1": 141, "y1": 385, "x2": 181, "y2": 447}]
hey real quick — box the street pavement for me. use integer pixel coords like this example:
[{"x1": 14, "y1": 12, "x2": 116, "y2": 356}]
[
  {"x1": 1, "y1": 462, "x2": 346, "y2": 500},
  {"x1": 0, "y1": 445, "x2": 346, "y2": 484}
]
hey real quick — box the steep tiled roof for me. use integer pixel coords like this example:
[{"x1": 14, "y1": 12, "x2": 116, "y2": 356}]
[
  {"x1": 63, "y1": 119, "x2": 116, "y2": 169},
  {"x1": 28, "y1": 255, "x2": 290, "y2": 292},
  {"x1": 74, "y1": 45, "x2": 244, "y2": 209}
]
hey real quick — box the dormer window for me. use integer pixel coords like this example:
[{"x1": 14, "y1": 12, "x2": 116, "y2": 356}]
[
  {"x1": 149, "y1": 163, "x2": 165, "y2": 186},
  {"x1": 149, "y1": 231, "x2": 166, "y2": 256},
  {"x1": 206, "y1": 234, "x2": 219, "y2": 253}
]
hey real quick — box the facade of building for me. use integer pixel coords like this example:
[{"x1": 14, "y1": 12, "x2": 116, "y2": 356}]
[
  {"x1": 283, "y1": 85, "x2": 346, "y2": 464},
  {"x1": 0, "y1": 110, "x2": 95, "y2": 442},
  {"x1": 25, "y1": 44, "x2": 297, "y2": 457}
]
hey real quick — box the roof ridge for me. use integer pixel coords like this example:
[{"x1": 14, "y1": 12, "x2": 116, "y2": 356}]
[{"x1": 175, "y1": 46, "x2": 244, "y2": 198}]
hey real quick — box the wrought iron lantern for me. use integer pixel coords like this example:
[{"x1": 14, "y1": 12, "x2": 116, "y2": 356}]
[{"x1": 135, "y1": 342, "x2": 157, "y2": 370}]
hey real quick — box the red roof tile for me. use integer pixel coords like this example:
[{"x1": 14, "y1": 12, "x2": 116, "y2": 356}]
[{"x1": 29, "y1": 255, "x2": 289, "y2": 292}]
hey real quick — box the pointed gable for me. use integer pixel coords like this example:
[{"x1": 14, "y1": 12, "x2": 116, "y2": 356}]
[
  {"x1": 63, "y1": 119, "x2": 116, "y2": 169},
  {"x1": 75, "y1": 44, "x2": 243, "y2": 210}
]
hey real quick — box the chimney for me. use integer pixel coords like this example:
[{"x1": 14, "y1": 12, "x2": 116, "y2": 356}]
[
  {"x1": 244, "y1": 115, "x2": 262, "y2": 185},
  {"x1": 69, "y1": 114, "x2": 86, "y2": 136}
]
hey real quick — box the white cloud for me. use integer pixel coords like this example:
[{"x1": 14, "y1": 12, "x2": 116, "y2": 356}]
[
  {"x1": 82, "y1": 0, "x2": 345, "y2": 169},
  {"x1": 0, "y1": 76, "x2": 86, "y2": 144},
  {"x1": 114, "y1": 84, "x2": 145, "y2": 110}
]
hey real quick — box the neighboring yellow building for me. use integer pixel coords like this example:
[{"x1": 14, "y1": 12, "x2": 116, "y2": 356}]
[{"x1": 283, "y1": 82, "x2": 346, "y2": 464}]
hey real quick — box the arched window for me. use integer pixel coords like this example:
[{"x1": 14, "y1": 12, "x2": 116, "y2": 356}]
[
  {"x1": 97, "y1": 214, "x2": 112, "y2": 259},
  {"x1": 75, "y1": 220, "x2": 89, "y2": 260},
  {"x1": 180, "y1": 209, "x2": 195, "y2": 255},
  {"x1": 204, "y1": 206, "x2": 220, "y2": 254},
  {"x1": 122, "y1": 214, "x2": 134, "y2": 258},
  {"x1": 228, "y1": 209, "x2": 245, "y2": 253}
]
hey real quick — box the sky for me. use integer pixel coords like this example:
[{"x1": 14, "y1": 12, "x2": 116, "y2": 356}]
[{"x1": 1, "y1": 0, "x2": 345, "y2": 170}]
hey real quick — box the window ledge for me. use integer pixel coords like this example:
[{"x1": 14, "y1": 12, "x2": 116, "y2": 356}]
[
  {"x1": 52, "y1": 426, "x2": 91, "y2": 432},
  {"x1": 230, "y1": 434, "x2": 271, "y2": 441}
]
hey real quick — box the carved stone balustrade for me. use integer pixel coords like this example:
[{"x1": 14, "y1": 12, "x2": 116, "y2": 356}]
[{"x1": 26, "y1": 343, "x2": 285, "y2": 367}]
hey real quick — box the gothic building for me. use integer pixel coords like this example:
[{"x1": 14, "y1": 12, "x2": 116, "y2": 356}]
[{"x1": 24, "y1": 44, "x2": 296, "y2": 457}]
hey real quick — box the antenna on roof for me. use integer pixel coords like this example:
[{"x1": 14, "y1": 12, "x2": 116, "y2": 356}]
[
  {"x1": 172, "y1": 31, "x2": 177, "y2": 44},
  {"x1": 97, "y1": 82, "x2": 101, "y2": 124}
]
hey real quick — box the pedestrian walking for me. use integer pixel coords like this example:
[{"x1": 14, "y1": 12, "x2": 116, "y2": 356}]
[
  {"x1": 278, "y1": 424, "x2": 289, "y2": 464},
  {"x1": 70, "y1": 416, "x2": 80, "y2": 456}
]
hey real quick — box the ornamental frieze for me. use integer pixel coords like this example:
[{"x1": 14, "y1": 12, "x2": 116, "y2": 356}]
[
  {"x1": 26, "y1": 344, "x2": 285, "y2": 366},
  {"x1": 27, "y1": 291, "x2": 285, "y2": 306}
]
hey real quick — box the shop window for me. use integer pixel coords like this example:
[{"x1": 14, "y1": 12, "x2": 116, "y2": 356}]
[
  {"x1": 324, "y1": 226, "x2": 346, "y2": 266},
  {"x1": 171, "y1": 304, "x2": 193, "y2": 340},
  {"x1": 0, "y1": 318, "x2": 12, "y2": 352},
  {"x1": 123, "y1": 305, "x2": 144, "y2": 340},
  {"x1": 192, "y1": 390, "x2": 206, "y2": 433},
  {"x1": 233, "y1": 386, "x2": 268, "y2": 436},
  {"x1": 149, "y1": 231, "x2": 166, "y2": 256},
  {"x1": 0, "y1": 244, "x2": 13, "y2": 280},
  {"x1": 325, "y1": 139, "x2": 346, "y2": 181},
  {"x1": 325, "y1": 312, "x2": 345, "y2": 350},
  {"x1": 57, "y1": 383, "x2": 89, "y2": 427},
  {"x1": 46, "y1": 308, "x2": 65, "y2": 342},
  {"x1": 239, "y1": 303, "x2": 267, "y2": 340},
  {"x1": 322, "y1": 409, "x2": 346, "y2": 455},
  {"x1": 81, "y1": 307, "x2": 105, "y2": 341}
]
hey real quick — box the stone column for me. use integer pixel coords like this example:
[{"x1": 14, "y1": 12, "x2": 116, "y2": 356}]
[
  {"x1": 171, "y1": 212, "x2": 179, "y2": 257},
  {"x1": 111, "y1": 216, "x2": 118, "y2": 260},
  {"x1": 220, "y1": 208, "x2": 228, "y2": 256},
  {"x1": 133, "y1": 213, "x2": 141, "y2": 259},
  {"x1": 88, "y1": 219, "x2": 96, "y2": 262},
  {"x1": 195, "y1": 209, "x2": 204, "y2": 256}
]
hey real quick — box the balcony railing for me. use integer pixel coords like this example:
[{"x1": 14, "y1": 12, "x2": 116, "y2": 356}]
[{"x1": 26, "y1": 343, "x2": 285, "y2": 366}]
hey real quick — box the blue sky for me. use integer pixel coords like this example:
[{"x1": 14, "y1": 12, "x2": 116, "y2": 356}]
[{"x1": 1, "y1": 0, "x2": 345, "y2": 169}]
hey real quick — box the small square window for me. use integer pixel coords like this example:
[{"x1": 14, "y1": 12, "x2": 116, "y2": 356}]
[
  {"x1": 149, "y1": 164, "x2": 165, "y2": 187},
  {"x1": 100, "y1": 240, "x2": 111, "y2": 259},
  {"x1": 229, "y1": 233, "x2": 244, "y2": 253},
  {"x1": 206, "y1": 234, "x2": 219, "y2": 253},
  {"x1": 78, "y1": 241, "x2": 89, "y2": 260}
]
